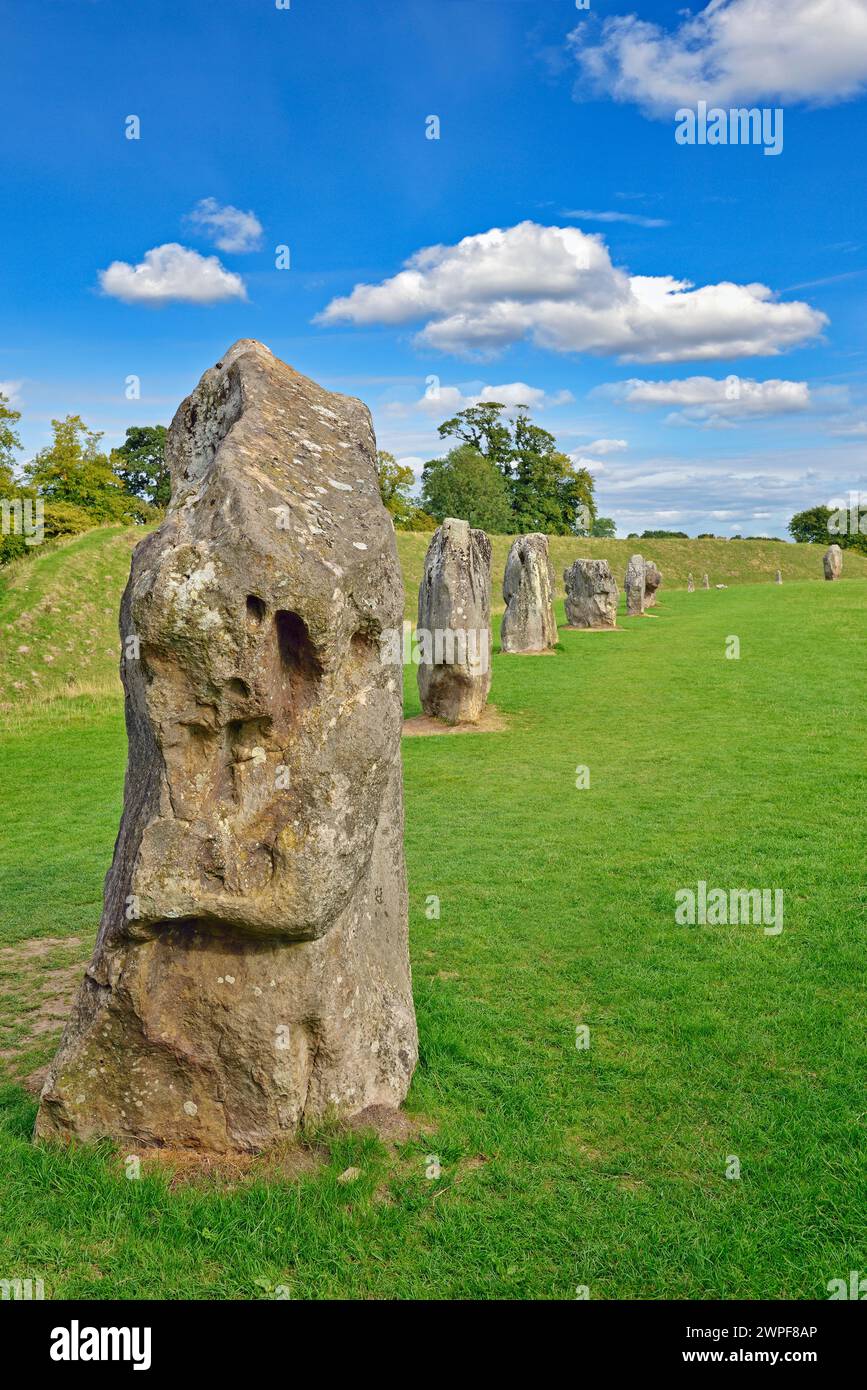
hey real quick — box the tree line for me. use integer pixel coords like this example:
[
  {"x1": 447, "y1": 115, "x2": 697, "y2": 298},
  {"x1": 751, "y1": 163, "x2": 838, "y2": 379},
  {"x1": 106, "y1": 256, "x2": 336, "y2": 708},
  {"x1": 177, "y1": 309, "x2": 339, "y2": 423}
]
[{"x1": 1, "y1": 390, "x2": 167, "y2": 564}]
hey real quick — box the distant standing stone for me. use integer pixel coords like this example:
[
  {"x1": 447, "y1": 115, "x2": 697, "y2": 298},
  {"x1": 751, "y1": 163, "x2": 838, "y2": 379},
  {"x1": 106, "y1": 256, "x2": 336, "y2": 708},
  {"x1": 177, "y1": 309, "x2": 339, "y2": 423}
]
[
  {"x1": 418, "y1": 517, "x2": 492, "y2": 723},
  {"x1": 501, "y1": 533, "x2": 557, "y2": 653},
  {"x1": 823, "y1": 544, "x2": 843, "y2": 581},
  {"x1": 702, "y1": 573, "x2": 710, "y2": 589},
  {"x1": 776, "y1": 570, "x2": 783, "y2": 584},
  {"x1": 563, "y1": 558, "x2": 619, "y2": 629},
  {"x1": 644, "y1": 561, "x2": 662, "y2": 608},
  {"x1": 625, "y1": 554, "x2": 646, "y2": 615},
  {"x1": 687, "y1": 573, "x2": 695, "y2": 593}
]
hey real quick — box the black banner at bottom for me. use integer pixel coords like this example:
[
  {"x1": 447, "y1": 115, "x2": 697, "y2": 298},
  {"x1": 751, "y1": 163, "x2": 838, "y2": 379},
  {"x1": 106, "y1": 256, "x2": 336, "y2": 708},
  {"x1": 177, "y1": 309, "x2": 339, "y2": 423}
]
[{"x1": 4, "y1": 1298, "x2": 863, "y2": 1373}]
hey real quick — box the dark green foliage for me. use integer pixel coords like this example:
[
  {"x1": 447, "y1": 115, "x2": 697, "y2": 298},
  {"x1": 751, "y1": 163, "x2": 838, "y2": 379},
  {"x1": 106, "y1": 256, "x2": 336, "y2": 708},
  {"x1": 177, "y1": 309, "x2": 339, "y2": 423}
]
[
  {"x1": 421, "y1": 444, "x2": 513, "y2": 533},
  {"x1": 111, "y1": 426, "x2": 170, "y2": 508},
  {"x1": 431, "y1": 403, "x2": 596, "y2": 535}
]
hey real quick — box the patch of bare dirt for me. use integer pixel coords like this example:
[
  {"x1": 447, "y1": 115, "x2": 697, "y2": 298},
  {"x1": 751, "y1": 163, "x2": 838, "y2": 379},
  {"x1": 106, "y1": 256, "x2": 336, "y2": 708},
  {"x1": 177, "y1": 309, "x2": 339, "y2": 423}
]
[
  {"x1": 343, "y1": 1104, "x2": 435, "y2": 1146},
  {"x1": 0, "y1": 936, "x2": 81, "y2": 963},
  {"x1": 0, "y1": 938, "x2": 86, "y2": 1070},
  {"x1": 403, "y1": 706, "x2": 508, "y2": 736}
]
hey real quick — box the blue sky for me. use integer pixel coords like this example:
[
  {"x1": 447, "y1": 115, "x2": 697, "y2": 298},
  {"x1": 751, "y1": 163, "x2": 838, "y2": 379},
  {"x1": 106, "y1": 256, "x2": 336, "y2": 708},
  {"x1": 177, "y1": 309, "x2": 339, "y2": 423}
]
[{"x1": 3, "y1": 0, "x2": 867, "y2": 536}]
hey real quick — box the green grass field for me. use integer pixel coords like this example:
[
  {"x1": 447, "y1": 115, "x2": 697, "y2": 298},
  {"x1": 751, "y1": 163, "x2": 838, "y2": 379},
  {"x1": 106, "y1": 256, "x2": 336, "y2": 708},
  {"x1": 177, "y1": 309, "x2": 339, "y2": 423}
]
[{"x1": 0, "y1": 534, "x2": 864, "y2": 1299}]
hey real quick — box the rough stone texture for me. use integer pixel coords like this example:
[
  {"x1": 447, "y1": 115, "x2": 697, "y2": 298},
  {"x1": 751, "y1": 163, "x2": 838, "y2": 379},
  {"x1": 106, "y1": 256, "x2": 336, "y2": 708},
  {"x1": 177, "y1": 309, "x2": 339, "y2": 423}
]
[
  {"x1": 417, "y1": 518, "x2": 492, "y2": 723},
  {"x1": 500, "y1": 534, "x2": 557, "y2": 652},
  {"x1": 625, "y1": 555, "x2": 646, "y2": 615},
  {"x1": 563, "y1": 558, "x2": 619, "y2": 629},
  {"x1": 702, "y1": 574, "x2": 710, "y2": 589},
  {"x1": 824, "y1": 544, "x2": 843, "y2": 580},
  {"x1": 687, "y1": 573, "x2": 695, "y2": 593},
  {"x1": 35, "y1": 340, "x2": 418, "y2": 1152},
  {"x1": 776, "y1": 570, "x2": 783, "y2": 584},
  {"x1": 644, "y1": 560, "x2": 662, "y2": 608}
]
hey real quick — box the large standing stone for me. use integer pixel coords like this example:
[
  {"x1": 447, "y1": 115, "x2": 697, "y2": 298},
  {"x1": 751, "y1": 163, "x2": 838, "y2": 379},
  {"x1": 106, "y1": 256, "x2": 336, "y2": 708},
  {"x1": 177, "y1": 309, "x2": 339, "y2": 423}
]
[
  {"x1": 563, "y1": 558, "x2": 619, "y2": 629},
  {"x1": 775, "y1": 570, "x2": 783, "y2": 584},
  {"x1": 625, "y1": 554, "x2": 646, "y2": 615},
  {"x1": 702, "y1": 573, "x2": 710, "y2": 589},
  {"x1": 501, "y1": 534, "x2": 557, "y2": 652},
  {"x1": 687, "y1": 573, "x2": 695, "y2": 593},
  {"x1": 36, "y1": 340, "x2": 417, "y2": 1152},
  {"x1": 823, "y1": 544, "x2": 843, "y2": 580},
  {"x1": 644, "y1": 561, "x2": 662, "y2": 608},
  {"x1": 417, "y1": 518, "x2": 492, "y2": 723}
]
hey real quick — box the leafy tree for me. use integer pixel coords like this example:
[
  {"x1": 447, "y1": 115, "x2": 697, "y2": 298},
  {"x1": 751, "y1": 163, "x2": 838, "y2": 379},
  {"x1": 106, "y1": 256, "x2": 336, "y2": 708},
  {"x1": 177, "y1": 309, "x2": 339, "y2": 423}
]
[
  {"x1": 23, "y1": 416, "x2": 152, "y2": 523},
  {"x1": 376, "y1": 450, "x2": 415, "y2": 513},
  {"x1": 0, "y1": 392, "x2": 22, "y2": 494},
  {"x1": 591, "y1": 516, "x2": 616, "y2": 538},
  {"x1": 641, "y1": 529, "x2": 688, "y2": 539},
  {"x1": 436, "y1": 402, "x2": 597, "y2": 535},
  {"x1": 437, "y1": 402, "x2": 512, "y2": 469},
  {"x1": 112, "y1": 425, "x2": 169, "y2": 508},
  {"x1": 399, "y1": 507, "x2": 437, "y2": 532},
  {"x1": 421, "y1": 444, "x2": 514, "y2": 533},
  {"x1": 789, "y1": 502, "x2": 867, "y2": 555},
  {"x1": 376, "y1": 450, "x2": 436, "y2": 530},
  {"x1": 788, "y1": 505, "x2": 832, "y2": 545}
]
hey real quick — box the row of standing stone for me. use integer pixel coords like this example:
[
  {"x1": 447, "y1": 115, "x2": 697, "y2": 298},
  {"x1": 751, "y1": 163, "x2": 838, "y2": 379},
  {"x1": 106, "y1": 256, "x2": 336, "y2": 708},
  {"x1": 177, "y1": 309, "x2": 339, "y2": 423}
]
[
  {"x1": 416, "y1": 521, "x2": 663, "y2": 725},
  {"x1": 416, "y1": 524, "x2": 847, "y2": 727}
]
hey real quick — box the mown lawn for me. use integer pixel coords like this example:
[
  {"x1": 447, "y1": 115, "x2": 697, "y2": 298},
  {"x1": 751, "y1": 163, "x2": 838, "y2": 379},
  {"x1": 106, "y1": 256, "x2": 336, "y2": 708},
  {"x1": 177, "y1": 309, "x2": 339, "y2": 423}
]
[{"x1": 0, "y1": 579, "x2": 864, "y2": 1299}]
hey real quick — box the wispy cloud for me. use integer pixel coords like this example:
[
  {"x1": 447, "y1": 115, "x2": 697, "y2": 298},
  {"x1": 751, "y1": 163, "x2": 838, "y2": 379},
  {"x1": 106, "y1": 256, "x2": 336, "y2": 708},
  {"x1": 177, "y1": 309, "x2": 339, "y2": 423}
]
[{"x1": 562, "y1": 208, "x2": 669, "y2": 228}]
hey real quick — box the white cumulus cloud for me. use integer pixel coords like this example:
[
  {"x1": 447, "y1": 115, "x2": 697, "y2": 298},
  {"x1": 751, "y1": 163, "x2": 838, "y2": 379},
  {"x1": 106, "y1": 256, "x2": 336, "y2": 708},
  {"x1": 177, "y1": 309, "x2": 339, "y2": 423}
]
[
  {"x1": 99, "y1": 243, "x2": 247, "y2": 305},
  {"x1": 317, "y1": 222, "x2": 826, "y2": 363},
  {"x1": 599, "y1": 375, "x2": 811, "y2": 424},
  {"x1": 186, "y1": 197, "x2": 263, "y2": 253},
  {"x1": 569, "y1": 0, "x2": 867, "y2": 116}
]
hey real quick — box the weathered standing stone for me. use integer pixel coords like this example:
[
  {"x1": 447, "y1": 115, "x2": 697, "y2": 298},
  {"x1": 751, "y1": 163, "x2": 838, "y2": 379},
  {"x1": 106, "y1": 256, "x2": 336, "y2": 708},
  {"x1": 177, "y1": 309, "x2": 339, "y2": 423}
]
[
  {"x1": 823, "y1": 544, "x2": 843, "y2": 580},
  {"x1": 625, "y1": 555, "x2": 646, "y2": 615},
  {"x1": 501, "y1": 533, "x2": 557, "y2": 652},
  {"x1": 687, "y1": 573, "x2": 695, "y2": 592},
  {"x1": 417, "y1": 518, "x2": 492, "y2": 723},
  {"x1": 776, "y1": 570, "x2": 783, "y2": 584},
  {"x1": 563, "y1": 558, "x2": 619, "y2": 629},
  {"x1": 644, "y1": 561, "x2": 662, "y2": 608},
  {"x1": 36, "y1": 340, "x2": 417, "y2": 1152},
  {"x1": 702, "y1": 573, "x2": 710, "y2": 589}
]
